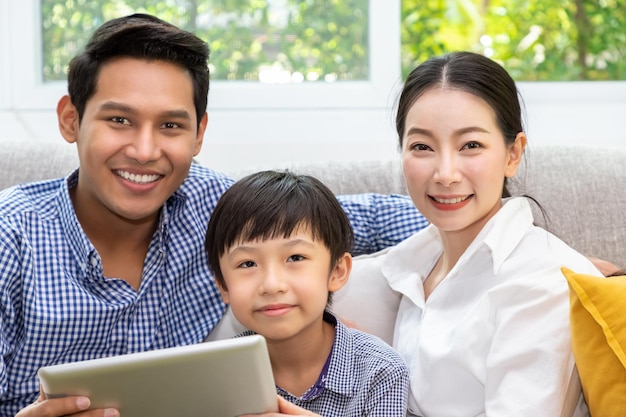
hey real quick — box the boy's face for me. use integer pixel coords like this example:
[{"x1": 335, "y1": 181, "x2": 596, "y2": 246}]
[
  {"x1": 57, "y1": 57, "x2": 206, "y2": 224},
  {"x1": 217, "y1": 229, "x2": 350, "y2": 342}
]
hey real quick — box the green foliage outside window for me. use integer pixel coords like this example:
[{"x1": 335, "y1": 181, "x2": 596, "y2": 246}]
[
  {"x1": 41, "y1": 0, "x2": 626, "y2": 82},
  {"x1": 41, "y1": 0, "x2": 369, "y2": 83},
  {"x1": 401, "y1": 0, "x2": 626, "y2": 80}
]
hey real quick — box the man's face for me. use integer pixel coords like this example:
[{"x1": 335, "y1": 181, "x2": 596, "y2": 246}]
[{"x1": 64, "y1": 57, "x2": 206, "y2": 225}]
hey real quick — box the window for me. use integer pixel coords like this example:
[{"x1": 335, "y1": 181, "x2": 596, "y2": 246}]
[
  {"x1": 13, "y1": 0, "x2": 400, "y2": 111},
  {"x1": 42, "y1": 0, "x2": 371, "y2": 83},
  {"x1": 39, "y1": 1, "x2": 626, "y2": 84},
  {"x1": 1, "y1": 0, "x2": 624, "y2": 171},
  {"x1": 400, "y1": 0, "x2": 626, "y2": 81}
]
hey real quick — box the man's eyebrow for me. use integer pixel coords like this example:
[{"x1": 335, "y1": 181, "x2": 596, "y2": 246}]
[
  {"x1": 98, "y1": 101, "x2": 136, "y2": 114},
  {"x1": 97, "y1": 102, "x2": 192, "y2": 120},
  {"x1": 160, "y1": 110, "x2": 192, "y2": 120}
]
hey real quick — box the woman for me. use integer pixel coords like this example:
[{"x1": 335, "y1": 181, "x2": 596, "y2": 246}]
[{"x1": 349, "y1": 52, "x2": 602, "y2": 417}]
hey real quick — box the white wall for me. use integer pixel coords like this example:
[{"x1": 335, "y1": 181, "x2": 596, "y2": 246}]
[
  {"x1": 2, "y1": 81, "x2": 624, "y2": 173},
  {"x1": 198, "y1": 81, "x2": 626, "y2": 172}
]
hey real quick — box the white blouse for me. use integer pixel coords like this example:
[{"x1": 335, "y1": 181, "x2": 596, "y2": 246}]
[{"x1": 353, "y1": 198, "x2": 602, "y2": 417}]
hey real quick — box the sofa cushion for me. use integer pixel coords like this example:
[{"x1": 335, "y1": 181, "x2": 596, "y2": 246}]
[
  {"x1": 562, "y1": 267, "x2": 626, "y2": 417},
  {"x1": 331, "y1": 248, "x2": 400, "y2": 345}
]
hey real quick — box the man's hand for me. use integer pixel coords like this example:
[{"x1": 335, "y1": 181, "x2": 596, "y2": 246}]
[
  {"x1": 588, "y1": 256, "x2": 622, "y2": 277},
  {"x1": 15, "y1": 390, "x2": 119, "y2": 417}
]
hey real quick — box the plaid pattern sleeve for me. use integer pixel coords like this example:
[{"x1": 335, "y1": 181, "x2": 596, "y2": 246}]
[
  {"x1": 0, "y1": 165, "x2": 234, "y2": 417},
  {"x1": 337, "y1": 193, "x2": 429, "y2": 256}
]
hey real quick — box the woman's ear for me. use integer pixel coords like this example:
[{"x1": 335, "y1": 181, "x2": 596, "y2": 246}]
[
  {"x1": 505, "y1": 132, "x2": 527, "y2": 178},
  {"x1": 57, "y1": 95, "x2": 80, "y2": 144},
  {"x1": 328, "y1": 252, "x2": 352, "y2": 292}
]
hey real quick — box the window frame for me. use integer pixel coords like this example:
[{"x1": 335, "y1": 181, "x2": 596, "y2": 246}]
[
  {"x1": 518, "y1": 81, "x2": 626, "y2": 104},
  {"x1": 9, "y1": 0, "x2": 402, "y2": 111},
  {"x1": 0, "y1": 1, "x2": 11, "y2": 110}
]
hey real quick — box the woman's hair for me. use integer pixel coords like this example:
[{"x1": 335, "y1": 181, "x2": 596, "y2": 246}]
[
  {"x1": 205, "y1": 170, "x2": 354, "y2": 292},
  {"x1": 395, "y1": 51, "x2": 525, "y2": 198},
  {"x1": 67, "y1": 13, "x2": 210, "y2": 127}
]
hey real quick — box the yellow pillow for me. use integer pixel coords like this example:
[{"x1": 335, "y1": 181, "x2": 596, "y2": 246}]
[{"x1": 562, "y1": 267, "x2": 626, "y2": 416}]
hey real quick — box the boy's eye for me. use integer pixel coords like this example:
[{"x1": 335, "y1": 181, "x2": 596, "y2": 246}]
[
  {"x1": 287, "y1": 254, "x2": 305, "y2": 262},
  {"x1": 162, "y1": 122, "x2": 180, "y2": 129},
  {"x1": 238, "y1": 260, "x2": 256, "y2": 268}
]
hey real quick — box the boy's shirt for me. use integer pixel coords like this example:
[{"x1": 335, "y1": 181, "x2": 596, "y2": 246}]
[
  {"x1": 238, "y1": 311, "x2": 409, "y2": 417},
  {"x1": 0, "y1": 164, "x2": 424, "y2": 416}
]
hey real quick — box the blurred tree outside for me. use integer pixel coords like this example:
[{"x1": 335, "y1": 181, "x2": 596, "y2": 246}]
[
  {"x1": 400, "y1": 0, "x2": 626, "y2": 80},
  {"x1": 41, "y1": 0, "x2": 369, "y2": 82},
  {"x1": 41, "y1": 0, "x2": 625, "y2": 82}
]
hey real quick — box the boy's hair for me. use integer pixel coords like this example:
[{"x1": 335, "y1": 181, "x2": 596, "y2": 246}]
[
  {"x1": 205, "y1": 170, "x2": 354, "y2": 289},
  {"x1": 67, "y1": 13, "x2": 210, "y2": 127}
]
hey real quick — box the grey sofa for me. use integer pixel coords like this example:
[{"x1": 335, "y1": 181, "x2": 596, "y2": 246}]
[{"x1": 0, "y1": 140, "x2": 624, "y2": 266}]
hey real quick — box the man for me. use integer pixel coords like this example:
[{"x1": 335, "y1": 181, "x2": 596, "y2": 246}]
[{"x1": 1, "y1": 14, "x2": 428, "y2": 417}]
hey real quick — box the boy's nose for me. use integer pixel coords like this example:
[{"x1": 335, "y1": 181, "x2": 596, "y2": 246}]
[{"x1": 260, "y1": 268, "x2": 288, "y2": 295}]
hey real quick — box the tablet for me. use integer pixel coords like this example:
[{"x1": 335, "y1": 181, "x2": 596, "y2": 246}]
[{"x1": 38, "y1": 335, "x2": 278, "y2": 417}]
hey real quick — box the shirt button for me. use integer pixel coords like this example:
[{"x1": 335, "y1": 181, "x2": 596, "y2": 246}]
[{"x1": 91, "y1": 257, "x2": 98, "y2": 267}]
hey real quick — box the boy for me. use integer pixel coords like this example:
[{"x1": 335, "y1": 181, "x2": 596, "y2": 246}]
[{"x1": 205, "y1": 170, "x2": 409, "y2": 416}]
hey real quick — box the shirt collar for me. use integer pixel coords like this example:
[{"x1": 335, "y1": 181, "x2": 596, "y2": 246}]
[
  {"x1": 235, "y1": 311, "x2": 353, "y2": 397},
  {"x1": 58, "y1": 168, "x2": 187, "y2": 277},
  {"x1": 58, "y1": 170, "x2": 93, "y2": 276},
  {"x1": 482, "y1": 197, "x2": 534, "y2": 273},
  {"x1": 382, "y1": 197, "x2": 534, "y2": 293}
]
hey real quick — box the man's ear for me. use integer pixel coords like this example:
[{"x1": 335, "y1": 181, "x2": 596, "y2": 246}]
[
  {"x1": 193, "y1": 112, "x2": 208, "y2": 157},
  {"x1": 328, "y1": 252, "x2": 352, "y2": 292},
  {"x1": 57, "y1": 95, "x2": 80, "y2": 144},
  {"x1": 505, "y1": 132, "x2": 527, "y2": 178}
]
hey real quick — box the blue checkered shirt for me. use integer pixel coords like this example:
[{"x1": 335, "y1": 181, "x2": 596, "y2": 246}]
[
  {"x1": 0, "y1": 164, "x2": 427, "y2": 416},
  {"x1": 240, "y1": 312, "x2": 409, "y2": 416}
]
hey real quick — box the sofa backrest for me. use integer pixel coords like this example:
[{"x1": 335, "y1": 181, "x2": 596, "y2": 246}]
[
  {"x1": 509, "y1": 145, "x2": 625, "y2": 267},
  {"x1": 230, "y1": 145, "x2": 626, "y2": 267},
  {"x1": 0, "y1": 140, "x2": 624, "y2": 266},
  {"x1": 0, "y1": 141, "x2": 79, "y2": 189}
]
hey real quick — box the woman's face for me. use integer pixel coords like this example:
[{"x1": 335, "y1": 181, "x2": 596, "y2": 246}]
[{"x1": 401, "y1": 88, "x2": 524, "y2": 241}]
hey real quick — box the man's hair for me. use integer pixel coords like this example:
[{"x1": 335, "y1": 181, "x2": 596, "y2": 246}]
[
  {"x1": 67, "y1": 13, "x2": 209, "y2": 126},
  {"x1": 205, "y1": 170, "x2": 354, "y2": 293}
]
